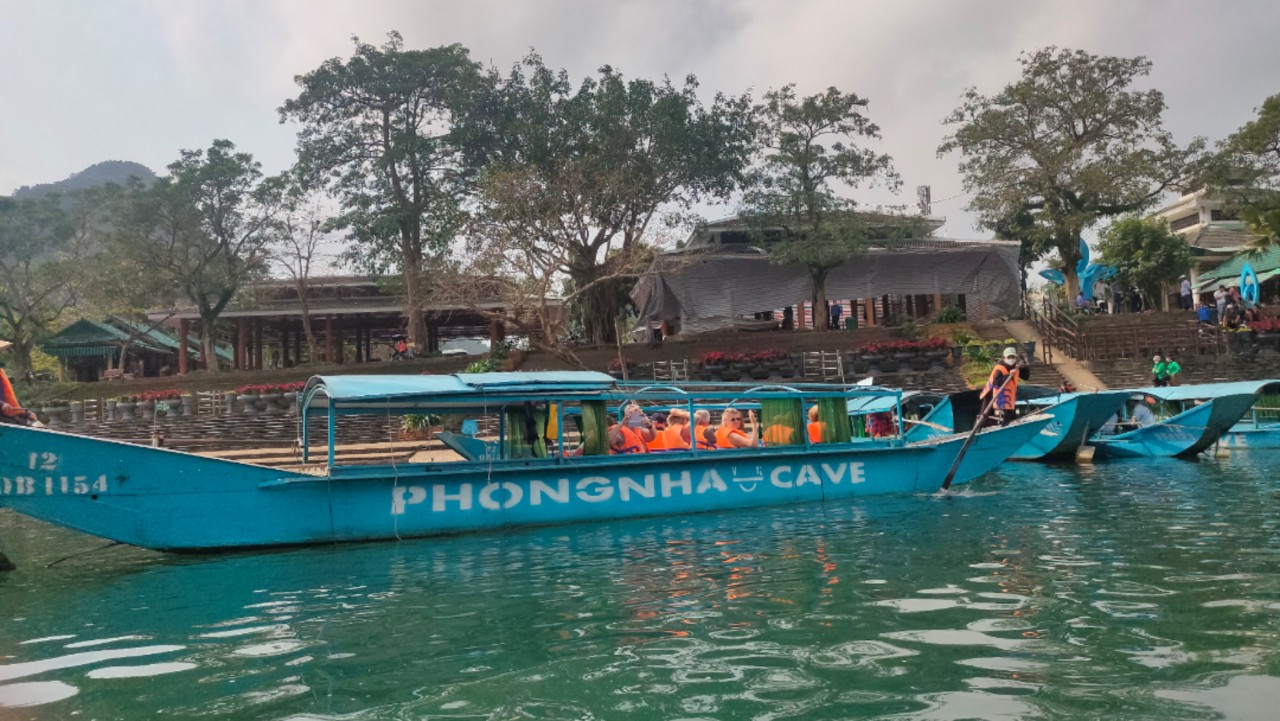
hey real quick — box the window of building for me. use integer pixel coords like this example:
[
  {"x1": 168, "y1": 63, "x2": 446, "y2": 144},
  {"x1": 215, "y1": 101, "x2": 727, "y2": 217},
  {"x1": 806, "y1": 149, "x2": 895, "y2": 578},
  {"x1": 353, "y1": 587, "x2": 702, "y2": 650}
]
[{"x1": 1169, "y1": 213, "x2": 1200, "y2": 232}]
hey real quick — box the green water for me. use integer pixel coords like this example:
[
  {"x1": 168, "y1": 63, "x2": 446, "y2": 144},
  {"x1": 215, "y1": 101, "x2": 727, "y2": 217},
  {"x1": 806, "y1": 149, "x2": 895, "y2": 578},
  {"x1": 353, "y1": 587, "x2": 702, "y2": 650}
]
[{"x1": 3, "y1": 455, "x2": 1280, "y2": 720}]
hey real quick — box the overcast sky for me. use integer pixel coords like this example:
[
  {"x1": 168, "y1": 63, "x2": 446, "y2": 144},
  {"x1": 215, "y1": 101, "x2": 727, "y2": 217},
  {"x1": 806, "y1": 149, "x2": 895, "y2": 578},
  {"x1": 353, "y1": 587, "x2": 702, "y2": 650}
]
[{"x1": 2, "y1": 0, "x2": 1279, "y2": 240}]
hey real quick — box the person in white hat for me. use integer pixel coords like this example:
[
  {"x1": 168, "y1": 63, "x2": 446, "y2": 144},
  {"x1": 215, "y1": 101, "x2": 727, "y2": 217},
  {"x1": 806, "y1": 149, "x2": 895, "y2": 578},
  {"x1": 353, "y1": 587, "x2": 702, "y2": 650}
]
[{"x1": 979, "y1": 346, "x2": 1028, "y2": 426}]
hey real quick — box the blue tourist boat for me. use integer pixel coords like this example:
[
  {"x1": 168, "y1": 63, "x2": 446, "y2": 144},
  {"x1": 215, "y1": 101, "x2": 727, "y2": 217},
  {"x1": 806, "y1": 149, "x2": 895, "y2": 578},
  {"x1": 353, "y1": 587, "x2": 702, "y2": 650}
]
[
  {"x1": 1091, "y1": 380, "x2": 1280, "y2": 459},
  {"x1": 899, "y1": 387, "x2": 1130, "y2": 462},
  {"x1": 1220, "y1": 418, "x2": 1280, "y2": 449},
  {"x1": 1218, "y1": 393, "x2": 1280, "y2": 450},
  {"x1": 0, "y1": 372, "x2": 1052, "y2": 552}
]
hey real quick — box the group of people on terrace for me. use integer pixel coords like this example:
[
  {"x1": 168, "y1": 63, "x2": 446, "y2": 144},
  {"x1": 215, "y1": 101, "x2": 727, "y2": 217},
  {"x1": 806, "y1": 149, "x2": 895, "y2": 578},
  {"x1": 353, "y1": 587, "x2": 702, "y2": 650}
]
[
  {"x1": 1196, "y1": 283, "x2": 1262, "y2": 329},
  {"x1": 604, "y1": 401, "x2": 895, "y2": 455}
]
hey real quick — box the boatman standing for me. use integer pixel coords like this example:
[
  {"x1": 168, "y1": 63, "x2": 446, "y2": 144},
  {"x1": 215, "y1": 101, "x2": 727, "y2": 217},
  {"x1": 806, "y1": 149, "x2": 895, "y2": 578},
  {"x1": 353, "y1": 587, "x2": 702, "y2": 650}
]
[{"x1": 979, "y1": 347, "x2": 1029, "y2": 426}]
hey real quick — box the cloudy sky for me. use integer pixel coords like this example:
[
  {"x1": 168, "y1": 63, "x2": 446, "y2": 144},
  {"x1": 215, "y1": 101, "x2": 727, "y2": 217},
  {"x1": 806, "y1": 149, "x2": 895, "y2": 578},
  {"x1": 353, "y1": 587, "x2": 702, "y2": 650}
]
[{"x1": 2, "y1": 0, "x2": 1279, "y2": 239}]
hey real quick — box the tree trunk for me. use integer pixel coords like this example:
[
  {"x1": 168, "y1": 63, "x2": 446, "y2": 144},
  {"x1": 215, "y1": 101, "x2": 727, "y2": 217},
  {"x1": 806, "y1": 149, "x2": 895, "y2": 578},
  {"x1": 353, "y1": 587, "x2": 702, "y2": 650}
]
[
  {"x1": 577, "y1": 273, "x2": 624, "y2": 347},
  {"x1": 200, "y1": 315, "x2": 220, "y2": 372},
  {"x1": 10, "y1": 337, "x2": 34, "y2": 380},
  {"x1": 811, "y1": 270, "x2": 830, "y2": 331},
  {"x1": 297, "y1": 281, "x2": 319, "y2": 363},
  {"x1": 402, "y1": 255, "x2": 428, "y2": 354}
]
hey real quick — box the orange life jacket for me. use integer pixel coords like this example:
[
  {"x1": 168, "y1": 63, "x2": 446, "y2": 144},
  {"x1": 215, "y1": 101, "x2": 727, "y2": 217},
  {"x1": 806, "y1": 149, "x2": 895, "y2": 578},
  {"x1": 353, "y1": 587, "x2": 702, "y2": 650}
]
[
  {"x1": 611, "y1": 425, "x2": 649, "y2": 454},
  {"x1": 663, "y1": 423, "x2": 690, "y2": 450},
  {"x1": 715, "y1": 425, "x2": 748, "y2": 449},
  {"x1": 694, "y1": 425, "x2": 717, "y2": 450},
  {"x1": 761, "y1": 424, "x2": 794, "y2": 446},
  {"x1": 646, "y1": 427, "x2": 668, "y2": 452},
  {"x1": 0, "y1": 369, "x2": 24, "y2": 416},
  {"x1": 982, "y1": 362, "x2": 1019, "y2": 411},
  {"x1": 807, "y1": 421, "x2": 826, "y2": 444}
]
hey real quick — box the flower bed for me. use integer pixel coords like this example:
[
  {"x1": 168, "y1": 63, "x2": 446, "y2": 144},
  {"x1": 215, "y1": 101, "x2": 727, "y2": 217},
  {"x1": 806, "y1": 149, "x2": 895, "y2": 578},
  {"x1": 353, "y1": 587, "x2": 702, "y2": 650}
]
[{"x1": 855, "y1": 337, "x2": 950, "y2": 355}]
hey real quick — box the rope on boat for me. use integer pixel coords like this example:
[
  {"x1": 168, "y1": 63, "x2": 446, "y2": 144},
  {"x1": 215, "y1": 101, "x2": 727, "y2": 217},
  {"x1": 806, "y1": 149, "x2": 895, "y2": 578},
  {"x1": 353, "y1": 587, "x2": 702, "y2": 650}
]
[
  {"x1": 46, "y1": 541, "x2": 123, "y2": 568},
  {"x1": 386, "y1": 398, "x2": 402, "y2": 542}
]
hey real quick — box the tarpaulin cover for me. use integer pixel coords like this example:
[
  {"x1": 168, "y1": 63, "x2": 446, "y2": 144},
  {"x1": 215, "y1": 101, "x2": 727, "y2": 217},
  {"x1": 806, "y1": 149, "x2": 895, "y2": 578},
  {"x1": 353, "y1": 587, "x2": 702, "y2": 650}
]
[{"x1": 631, "y1": 239, "x2": 1021, "y2": 328}]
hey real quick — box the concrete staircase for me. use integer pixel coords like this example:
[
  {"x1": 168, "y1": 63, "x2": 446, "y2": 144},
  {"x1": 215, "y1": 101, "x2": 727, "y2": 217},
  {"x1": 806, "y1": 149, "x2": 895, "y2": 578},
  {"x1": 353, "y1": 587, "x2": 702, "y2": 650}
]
[{"x1": 971, "y1": 321, "x2": 1101, "y2": 391}]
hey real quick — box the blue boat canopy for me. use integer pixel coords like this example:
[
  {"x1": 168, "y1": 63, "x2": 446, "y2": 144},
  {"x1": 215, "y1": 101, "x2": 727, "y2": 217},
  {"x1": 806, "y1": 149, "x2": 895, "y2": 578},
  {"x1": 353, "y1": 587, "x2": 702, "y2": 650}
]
[
  {"x1": 304, "y1": 371, "x2": 618, "y2": 404},
  {"x1": 847, "y1": 392, "x2": 915, "y2": 415},
  {"x1": 1121, "y1": 380, "x2": 1280, "y2": 402}
]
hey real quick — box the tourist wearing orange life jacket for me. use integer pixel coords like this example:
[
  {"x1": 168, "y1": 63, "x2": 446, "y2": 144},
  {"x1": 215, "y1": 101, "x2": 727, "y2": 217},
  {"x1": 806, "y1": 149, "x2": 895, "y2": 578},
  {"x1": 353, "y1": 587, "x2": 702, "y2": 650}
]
[
  {"x1": 0, "y1": 360, "x2": 39, "y2": 426},
  {"x1": 608, "y1": 403, "x2": 655, "y2": 454},
  {"x1": 662, "y1": 408, "x2": 692, "y2": 450},
  {"x1": 646, "y1": 412, "x2": 669, "y2": 451},
  {"x1": 806, "y1": 404, "x2": 826, "y2": 444},
  {"x1": 692, "y1": 409, "x2": 717, "y2": 450},
  {"x1": 979, "y1": 347, "x2": 1029, "y2": 426},
  {"x1": 715, "y1": 408, "x2": 758, "y2": 449}
]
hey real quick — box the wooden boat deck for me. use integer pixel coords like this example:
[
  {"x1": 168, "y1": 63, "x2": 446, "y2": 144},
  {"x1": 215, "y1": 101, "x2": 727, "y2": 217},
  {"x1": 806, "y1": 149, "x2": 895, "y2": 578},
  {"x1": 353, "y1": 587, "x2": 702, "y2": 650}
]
[{"x1": 197, "y1": 440, "x2": 467, "y2": 467}]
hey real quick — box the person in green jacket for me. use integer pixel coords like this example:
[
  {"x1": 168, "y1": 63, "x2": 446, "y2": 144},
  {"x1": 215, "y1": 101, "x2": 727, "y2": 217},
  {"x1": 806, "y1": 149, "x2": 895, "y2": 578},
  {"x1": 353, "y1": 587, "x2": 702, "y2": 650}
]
[{"x1": 1152, "y1": 354, "x2": 1181, "y2": 387}]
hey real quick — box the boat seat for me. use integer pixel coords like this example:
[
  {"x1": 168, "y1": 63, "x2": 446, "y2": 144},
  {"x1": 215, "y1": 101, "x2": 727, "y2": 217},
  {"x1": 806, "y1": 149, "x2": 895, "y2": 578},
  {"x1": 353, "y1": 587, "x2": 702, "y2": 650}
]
[{"x1": 435, "y1": 430, "x2": 499, "y2": 461}]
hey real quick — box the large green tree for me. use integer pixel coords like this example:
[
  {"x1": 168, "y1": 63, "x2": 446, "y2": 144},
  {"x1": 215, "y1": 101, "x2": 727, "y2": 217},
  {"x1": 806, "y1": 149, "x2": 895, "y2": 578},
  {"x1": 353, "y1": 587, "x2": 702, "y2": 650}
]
[
  {"x1": 1097, "y1": 217, "x2": 1191, "y2": 310},
  {"x1": 108, "y1": 140, "x2": 278, "y2": 370},
  {"x1": 1208, "y1": 93, "x2": 1280, "y2": 249},
  {"x1": 739, "y1": 85, "x2": 899, "y2": 331},
  {"x1": 280, "y1": 33, "x2": 489, "y2": 351},
  {"x1": 0, "y1": 196, "x2": 89, "y2": 376},
  {"x1": 462, "y1": 54, "x2": 754, "y2": 347},
  {"x1": 939, "y1": 47, "x2": 1202, "y2": 301}
]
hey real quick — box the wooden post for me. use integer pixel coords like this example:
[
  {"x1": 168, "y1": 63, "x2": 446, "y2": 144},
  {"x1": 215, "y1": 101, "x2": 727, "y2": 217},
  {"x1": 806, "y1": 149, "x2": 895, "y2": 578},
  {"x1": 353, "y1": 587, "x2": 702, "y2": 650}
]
[
  {"x1": 354, "y1": 319, "x2": 364, "y2": 363},
  {"x1": 280, "y1": 322, "x2": 290, "y2": 368},
  {"x1": 489, "y1": 318, "x2": 506, "y2": 347},
  {"x1": 933, "y1": 292, "x2": 944, "y2": 317},
  {"x1": 252, "y1": 318, "x2": 263, "y2": 371},
  {"x1": 325, "y1": 315, "x2": 336, "y2": 363},
  {"x1": 796, "y1": 303, "x2": 806, "y2": 330},
  {"x1": 178, "y1": 318, "x2": 190, "y2": 376},
  {"x1": 235, "y1": 319, "x2": 247, "y2": 370},
  {"x1": 864, "y1": 298, "x2": 876, "y2": 327},
  {"x1": 365, "y1": 321, "x2": 373, "y2": 361}
]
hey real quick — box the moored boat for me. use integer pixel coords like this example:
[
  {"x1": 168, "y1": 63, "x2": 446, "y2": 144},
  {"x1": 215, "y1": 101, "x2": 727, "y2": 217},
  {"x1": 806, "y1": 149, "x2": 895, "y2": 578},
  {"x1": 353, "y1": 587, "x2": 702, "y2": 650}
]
[
  {"x1": 899, "y1": 387, "x2": 1130, "y2": 462},
  {"x1": 1218, "y1": 393, "x2": 1280, "y2": 450},
  {"x1": 1091, "y1": 380, "x2": 1280, "y2": 458},
  {"x1": 0, "y1": 372, "x2": 1051, "y2": 552}
]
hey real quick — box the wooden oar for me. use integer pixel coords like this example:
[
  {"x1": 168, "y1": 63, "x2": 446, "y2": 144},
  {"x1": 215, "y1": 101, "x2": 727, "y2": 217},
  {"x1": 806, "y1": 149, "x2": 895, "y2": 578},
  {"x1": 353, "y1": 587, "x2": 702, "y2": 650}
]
[
  {"x1": 902, "y1": 418, "x2": 952, "y2": 432},
  {"x1": 941, "y1": 363, "x2": 1020, "y2": 490}
]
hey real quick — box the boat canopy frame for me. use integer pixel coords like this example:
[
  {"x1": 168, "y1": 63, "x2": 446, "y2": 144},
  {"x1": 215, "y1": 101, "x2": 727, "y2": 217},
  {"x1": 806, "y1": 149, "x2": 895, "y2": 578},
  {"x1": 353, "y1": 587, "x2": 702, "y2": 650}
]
[{"x1": 299, "y1": 372, "x2": 908, "y2": 468}]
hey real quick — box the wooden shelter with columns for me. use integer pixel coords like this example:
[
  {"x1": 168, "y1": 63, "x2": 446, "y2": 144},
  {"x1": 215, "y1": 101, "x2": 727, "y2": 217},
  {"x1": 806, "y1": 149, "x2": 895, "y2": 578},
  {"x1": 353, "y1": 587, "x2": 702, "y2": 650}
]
[{"x1": 150, "y1": 276, "x2": 549, "y2": 375}]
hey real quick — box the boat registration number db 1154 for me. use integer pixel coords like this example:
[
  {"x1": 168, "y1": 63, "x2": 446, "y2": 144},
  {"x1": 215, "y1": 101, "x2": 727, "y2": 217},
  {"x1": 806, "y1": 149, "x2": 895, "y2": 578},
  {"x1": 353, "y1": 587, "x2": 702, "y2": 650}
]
[{"x1": 1, "y1": 452, "x2": 108, "y2": 496}]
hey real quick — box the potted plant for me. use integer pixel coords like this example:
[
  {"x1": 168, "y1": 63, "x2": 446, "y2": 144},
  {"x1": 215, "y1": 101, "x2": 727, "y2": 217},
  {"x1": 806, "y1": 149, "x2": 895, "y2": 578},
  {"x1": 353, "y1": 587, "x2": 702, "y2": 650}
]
[
  {"x1": 399, "y1": 413, "x2": 443, "y2": 442},
  {"x1": 699, "y1": 351, "x2": 733, "y2": 381},
  {"x1": 280, "y1": 381, "x2": 305, "y2": 416},
  {"x1": 116, "y1": 395, "x2": 138, "y2": 421},
  {"x1": 922, "y1": 336, "x2": 951, "y2": 370},
  {"x1": 40, "y1": 399, "x2": 69, "y2": 425},
  {"x1": 607, "y1": 357, "x2": 636, "y2": 379},
  {"x1": 858, "y1": 341, "x2": 887, "y2": 374},
  {"x1": 236, "y1": 384, "x2": 261, "y2": 415}
]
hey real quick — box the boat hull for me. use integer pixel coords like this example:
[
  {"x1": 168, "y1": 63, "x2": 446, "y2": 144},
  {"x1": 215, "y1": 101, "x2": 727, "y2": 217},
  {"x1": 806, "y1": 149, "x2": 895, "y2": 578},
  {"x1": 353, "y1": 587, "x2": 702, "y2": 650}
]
[
  {"x1": 1010, "y1": 392, "x2": 1130, "y2": 461},
  {"x1": 1219, "y1": 423, "x2": 1280, "y2": 450},
  {"x1": 0, "y1": 416, "x2": 1050, "y2": 551},
  {"x1": 1092, "y1": 393, "x2": 1260, "y2": 459}
]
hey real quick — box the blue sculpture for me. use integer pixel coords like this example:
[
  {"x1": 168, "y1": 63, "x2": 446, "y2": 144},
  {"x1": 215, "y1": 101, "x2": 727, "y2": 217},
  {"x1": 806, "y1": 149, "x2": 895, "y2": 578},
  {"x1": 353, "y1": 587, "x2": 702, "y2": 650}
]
[
  {"x1": 1241, "y1": 262, "x2": 1260, "y2": 308},
  {"x1": 1038, "y1": 239, "x2": 1118, "y2": 301}
]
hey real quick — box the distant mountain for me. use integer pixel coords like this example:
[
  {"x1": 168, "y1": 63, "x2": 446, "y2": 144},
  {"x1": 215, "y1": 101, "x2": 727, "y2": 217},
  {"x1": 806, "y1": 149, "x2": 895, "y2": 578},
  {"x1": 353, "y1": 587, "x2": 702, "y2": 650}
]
[{"x1": 12, "y1": 160, "x2": 157, "y2": 199}]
